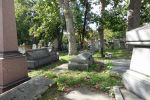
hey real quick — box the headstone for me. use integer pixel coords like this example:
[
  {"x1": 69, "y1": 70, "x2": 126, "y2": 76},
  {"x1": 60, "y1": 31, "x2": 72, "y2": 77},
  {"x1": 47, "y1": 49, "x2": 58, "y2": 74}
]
[
  {"x1": 123, "y1": 26, "x2": 150, "y2": 100},
  {"x1": 0, "y1": 0, "x2": 29, "y2": 93},
  {"x1": 32, "y1": 44, "x2": 37, "y2": 49},
  {"x1": 113, "y1": 39, "x2": 121, "y2": 49},
  {"x1": 89, "y1": 39, "x2": 95, "y2": 54},
  {"x1": 68, "y1": 52, "x2": 94, "y2": 71},
  {"x1": 53, "y1": 39, "x2": 58, "y2": 51},
  {"x1": 38, "y1": 40, "x2": 43, "y2": 48},
  {"x1": 94, "y1": 40, "x2": 101, "y2": 51},
  {"x1": 18, "y1": 43, "x2": 26, "y2": 54},
  {"x1": 48, "y1": 42, "x2": 52, "y2": 52}
]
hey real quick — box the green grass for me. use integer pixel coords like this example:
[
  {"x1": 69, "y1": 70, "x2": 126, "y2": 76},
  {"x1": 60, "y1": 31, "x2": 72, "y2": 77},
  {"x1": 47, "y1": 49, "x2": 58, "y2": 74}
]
[
  {"x1": 105, "y1": 49, "x2": 132, "y2": 59},
  {"x1": 29, "y1": 49, "x2": 130, "y2": 99},
  {"x1": 93, "y1": 49, "x2": 131, "y2": 59}
]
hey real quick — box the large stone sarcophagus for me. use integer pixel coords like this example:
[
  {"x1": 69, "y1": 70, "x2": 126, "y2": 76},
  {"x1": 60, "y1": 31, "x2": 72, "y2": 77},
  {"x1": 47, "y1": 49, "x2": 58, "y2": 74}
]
[{"x1": 123, "y1": 25, "x2": 150, "y2": 100}]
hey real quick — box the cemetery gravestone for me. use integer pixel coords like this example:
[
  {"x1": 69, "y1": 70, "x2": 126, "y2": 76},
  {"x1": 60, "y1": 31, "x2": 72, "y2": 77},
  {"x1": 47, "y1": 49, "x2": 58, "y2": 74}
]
[
  {"x1": 68, "y1": 52, "x2": 94, "y2": 71},
  {"x1": 113, "y1": 39, "x2": 121, "y2": 49},
  {"x1": 26, "y1": 48, "x2": 59, "y2": 69},
  {"x1": 18, "y1": 44, "x2": 26, "y2": 54},
  {"x1": 0, "y1": 0, "x2": 29, "y2": 93},
  {"x1": 32, "y1": 44, "x2": 37, "y2": 49},
  {"x1": 123, "y1": 26, "x2": 150, "y2": 100}
]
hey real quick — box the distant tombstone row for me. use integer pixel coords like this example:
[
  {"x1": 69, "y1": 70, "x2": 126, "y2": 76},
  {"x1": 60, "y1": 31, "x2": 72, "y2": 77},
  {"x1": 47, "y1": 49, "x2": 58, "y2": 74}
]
[
  {"x1": 18, "y1": 40, "x2": 57, "y2": 54},
  {"x1": 109, "y1": 39, "x2": 126, "y2": 49}
]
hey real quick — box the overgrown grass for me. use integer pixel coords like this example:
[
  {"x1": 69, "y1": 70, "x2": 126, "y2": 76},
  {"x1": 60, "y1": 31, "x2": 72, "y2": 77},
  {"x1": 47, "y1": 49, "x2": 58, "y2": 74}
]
[{"x1": 29, "y1": 49, "x2": 130, "y2": 99}]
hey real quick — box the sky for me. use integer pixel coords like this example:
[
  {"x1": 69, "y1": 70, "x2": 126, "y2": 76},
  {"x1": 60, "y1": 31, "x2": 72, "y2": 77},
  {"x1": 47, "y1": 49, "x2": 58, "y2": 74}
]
[{"x1": 89, "y1": 0, "x2": 100, "y2": 31}]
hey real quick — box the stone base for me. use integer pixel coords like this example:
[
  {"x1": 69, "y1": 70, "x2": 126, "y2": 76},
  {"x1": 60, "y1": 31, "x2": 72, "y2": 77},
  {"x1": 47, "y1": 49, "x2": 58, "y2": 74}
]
[
  {"x1": 68, "y1": 62, "x2": 89, "y2": 71},
  {"x1": 123, "y1": 70, "x2": 150, "y2": 100},
  {"x1": 0, "y1": 77, "x2": 29, "y2": 93},
  {"x1": 113, "y1": 86, "x2": 142, "y2": 100},
  {"x1": 130, "y1": 47, "x2": 150, "y2": 76},
  {"x1": 0, "y1": 52, "x2": 28, "y2": 93},
  {"x1": 0, "y1": 77, "x2": 57, "y2": 100}
]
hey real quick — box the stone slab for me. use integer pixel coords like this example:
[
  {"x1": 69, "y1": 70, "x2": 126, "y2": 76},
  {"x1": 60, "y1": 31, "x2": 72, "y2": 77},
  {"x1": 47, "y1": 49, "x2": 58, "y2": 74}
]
[
  {"x1": 126, "y1": 26, "x2": 150, "y2": 43},
  {"x1": 26, "y1": 48, "x2": 59, "y2": 69},
  {"x1": 130, "y1": 47, "x2": 150, "y2": 76},
  {"x1": 0, "y1": 76, "x2": 56, "y2": 100},
  {"x1": 113, "y1": 86, "x2": 124, "y2": 100},
  {"x1": 120, "y1": 88, "x2": 142, "y2": 100},
  {"x1": 123, "y1": 70, "x2": 150, "y2": 100}
]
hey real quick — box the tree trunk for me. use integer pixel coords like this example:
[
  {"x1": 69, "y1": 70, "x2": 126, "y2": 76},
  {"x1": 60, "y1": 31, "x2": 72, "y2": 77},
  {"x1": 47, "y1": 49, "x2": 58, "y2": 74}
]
[
  {"x1": 99, "y1": 0, "x2": 105, "y2": 57},
  {"x1": 55, "y1": 27, "x2": 63, "y2": 51},
  {"x1": 59, "y1": 0, "x2": 77, "y2": 55},
  {"x1": 81, "y1": 0, "x2": 89, "y2": 49},
  {"x1": 128, "y1": 0, "x2": 141, "y2": 31}
]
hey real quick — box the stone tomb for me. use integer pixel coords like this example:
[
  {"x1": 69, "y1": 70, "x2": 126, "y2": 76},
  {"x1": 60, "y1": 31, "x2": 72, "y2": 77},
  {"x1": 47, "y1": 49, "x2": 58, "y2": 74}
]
[
  {"x1": 68, "y1": 52, "x2": 94, "y2": 71},
  {"x1": 123, "y1": 26, "x2": 150, "y2": 99},
  {"x1": 26, "y1": 48, "x2": 59, "y2": 69}
]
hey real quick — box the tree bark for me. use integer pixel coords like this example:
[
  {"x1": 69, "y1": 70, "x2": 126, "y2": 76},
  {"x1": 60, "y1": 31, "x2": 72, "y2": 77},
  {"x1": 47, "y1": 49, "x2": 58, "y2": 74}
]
[
  {"x1": 128, "y1": 0, "x2": 141, "y2": 31},
  {"x1": 99, "y1": 0, "x2": 105, "y2": 57},
  {"x1": 59, "y1": 0, "x2": 77, "y2": 55},
  {"x1": 81, "y1": 0, "x2": 89, "y2": 49}
]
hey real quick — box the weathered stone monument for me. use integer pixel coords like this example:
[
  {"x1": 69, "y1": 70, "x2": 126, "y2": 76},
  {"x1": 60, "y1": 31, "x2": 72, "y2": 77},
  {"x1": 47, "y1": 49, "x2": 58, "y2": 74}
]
[
  {"x1": 0, "y1": 0, "x2": 29, "y2": 93},
  {"x1": 123, "y1": 26, "x2": 150, "y2": 99},
  {"x1": 68, "y1": 52, "x2": 94, "y2": 71},
  {"x1": 113, "y1": 39, "x2": 121, "y2": 49},
  {"x1": 26, "y1": 48, "x2": 59, "y2": 69},
  {"x1": 32, "y1": 44, "x2": 37, "y2": 49}
]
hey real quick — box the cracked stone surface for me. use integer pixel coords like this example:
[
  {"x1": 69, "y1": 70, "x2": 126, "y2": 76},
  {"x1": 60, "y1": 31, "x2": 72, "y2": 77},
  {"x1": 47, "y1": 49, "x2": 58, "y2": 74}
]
[{"x1": 0, "y1": 77, "x2": 56, "y2": 100}]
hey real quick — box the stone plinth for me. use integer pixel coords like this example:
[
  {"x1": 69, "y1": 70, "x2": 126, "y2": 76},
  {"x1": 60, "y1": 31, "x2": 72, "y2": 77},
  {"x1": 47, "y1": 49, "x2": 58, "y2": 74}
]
[
  {"x1": 123, "y1": 26, "x2": 150, "y2": 99},
  {"x1": 0, "y1": 0, "x2": 28, "y2": 93}
]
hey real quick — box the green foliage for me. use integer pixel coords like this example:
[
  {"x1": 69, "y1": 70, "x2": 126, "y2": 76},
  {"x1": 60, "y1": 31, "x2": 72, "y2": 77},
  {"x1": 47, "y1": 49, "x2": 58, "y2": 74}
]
[
  {"x1": 141, "y1": 0, "x2": 150, "y2": 24},
  {"x1": 104, "y1": 29, "x2": 123, "y2": 40},
  {"x1": 15, "y1": 0, "x2": 62, "y2": 45},
  {"x1": 29, "y1": 0, "x2": 61, "y2": 43}
]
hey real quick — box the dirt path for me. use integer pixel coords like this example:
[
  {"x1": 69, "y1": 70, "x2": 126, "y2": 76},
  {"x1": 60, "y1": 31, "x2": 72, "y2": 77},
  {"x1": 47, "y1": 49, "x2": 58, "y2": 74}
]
[{"x1": 60, "y1": 87, "x2": 112, "y2": 100}]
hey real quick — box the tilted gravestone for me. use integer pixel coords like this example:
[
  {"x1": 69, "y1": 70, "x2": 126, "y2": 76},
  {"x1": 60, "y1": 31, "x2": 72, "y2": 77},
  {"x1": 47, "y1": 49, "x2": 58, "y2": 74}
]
[
  {"x1": 123, "y1": 26, "x2": 150, "y2": 100},
  {"x1": 68, "y1": 52, "x2": 94, "y2": 71}
]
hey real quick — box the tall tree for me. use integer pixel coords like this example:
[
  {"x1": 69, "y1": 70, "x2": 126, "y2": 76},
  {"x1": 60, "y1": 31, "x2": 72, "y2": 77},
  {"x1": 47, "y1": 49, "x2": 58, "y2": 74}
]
[
  {"x1": 59, "y1": 0, "x2": 77, "y2": 55},
  {"x1": 99, "y1": 0, "x2": 106, "y2": 57},
  {"x1": 81, "y1": 0, "x2": 89, "y2": 49},
  {"x1": 128, "y1": 0, "x2": 141, "y2": 30}
]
